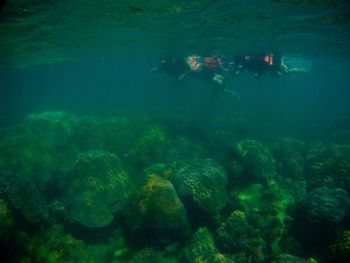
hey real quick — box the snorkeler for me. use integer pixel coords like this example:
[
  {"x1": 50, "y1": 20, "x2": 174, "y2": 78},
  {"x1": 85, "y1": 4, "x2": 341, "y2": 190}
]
[
  {"x1": 154, "y1": 55, "x2": 238, "y2": 100},
  {"x1": 155, "y1": 55, "x2": 223, "y2": 83},
  {"x1": 231, "y1": 54, "x2": 309, "y2": 78}
]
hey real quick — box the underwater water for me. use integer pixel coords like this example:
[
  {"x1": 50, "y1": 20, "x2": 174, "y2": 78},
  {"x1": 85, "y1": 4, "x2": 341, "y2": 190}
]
[{"x1": 1, "y1": 0, "x2": 350, "y2": 262}]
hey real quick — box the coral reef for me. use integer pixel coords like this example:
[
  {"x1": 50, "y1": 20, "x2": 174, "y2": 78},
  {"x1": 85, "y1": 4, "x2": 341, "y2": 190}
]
[
  {"x1": 272, "y1": 254, "x2": 315, "y2": 263},
  {"x1": 270, "y1": 137, "x2": 306, "y2": 179},
  {"x1": 131, "y1": 126, "x2": 168, "y2": 166},
  {"x1": 0, "y1": 111, "x2": 349, "y2": 262},
  {"x1": 24, "y1": 111, "x2": 79, "y2": 148},
  {"x1": 21, "y1": 224, "x2": 94, "y2": 263},
  {"x1": 286, "y1": 187, "x2": 350, "y2": 258},
  {"x1": 181, "y1": 227, "x2": 218, "y2": 263},
  {"x1": 59, "y1": 150, "x2": 130, "y2": 228},
  {"x1": 0, "y1": 170, "x2": 48, "y2": 224},
  {"x1": 306, "y1": 144, "x2": 350, "y2": 192},
  {"x1": 304, "y1": 187, "x2": 349, "y2": 224},
  {"x1": 125, "y1": 175, "x2": 188, "y2": 231},
  {"x1": 171, "y1": 159, "x2": 227, "y2": 214},
  {"x1": 74, "y1": 115, "x2": 144, "y2": 156},
  {"x1": 329, "y1": 230, "x2": 350, "y2": 262},
  {"x1": 143, "y1": 163, "x2": 173, "y2": 180},
  {"x1": 70, "y1": 191, "x2": 114, "y2": 228},
  {"x1": 0, "y1": 111, "x2": 83, "y2": 189},
  {"x1": 216, "y1": 210, "x2": 265, "y2": 261},
  {"x1": 0, "y1": 132, "x2": 60, "y2": 189},
  {"x1": 204, "y1": 253, "x2": 235, "y2": 263},
  {"x1": 217, "y1": 210, "x2": 253, "y2": 251},
  {"x1": 127, "y1": 248, "x2": 161, "y2": 263},
  {"x1": 229, "y1": 139, "x2": 277, "y2": 185}
]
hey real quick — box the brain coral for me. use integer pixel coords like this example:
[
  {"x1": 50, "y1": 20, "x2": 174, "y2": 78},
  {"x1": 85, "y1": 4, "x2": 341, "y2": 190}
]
[
  {"x1": 181, "y1": 227, "x2": 218, "y2": 263},
  {"x1": 304, "y1": 187, "x2": 349, "y2": 224},
  {"x1": 125, "y1": 175, "x2": 188, "y2": 230},
  {"x1": 70, "y1": 191, "x2": 114, "y2": 228},
  {"x1": 60, "y1": 150, "x2": 130, "y2": 228},
  {"x1": 172, "y1": 159, "x2": 228, "y2": 213}
]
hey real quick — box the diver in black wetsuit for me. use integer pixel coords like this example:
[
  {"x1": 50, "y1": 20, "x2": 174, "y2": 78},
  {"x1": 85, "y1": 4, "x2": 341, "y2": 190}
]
[
  {"x1": 231, "y1": 54, "x2": 309, "y2": 78},
  {"x1": 154, "y1": 55, "x2": 238, "y2": 100},
  {"x1": 155, "y1": 55, "x2": 223, "y2": 83},
  {"x1": 154, "y1": 57, "x2": 189, "y2": 80}
]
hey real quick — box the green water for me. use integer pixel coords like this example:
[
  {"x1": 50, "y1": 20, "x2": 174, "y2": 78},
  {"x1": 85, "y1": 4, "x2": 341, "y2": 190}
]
[{"x1": 0, "y1": 1, "x2": 350, "y2": 263}]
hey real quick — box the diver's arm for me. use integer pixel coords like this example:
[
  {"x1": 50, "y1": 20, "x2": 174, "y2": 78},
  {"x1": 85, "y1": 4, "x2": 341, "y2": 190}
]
[
  {"x1": 223, "y1": 89, "x2": 240, "y2": 100},
  {"x1": 280, "y1": 58, "x2": 309, "y2": 74},
  {"x1": 178, "y1": 70, "x2": 193, "y2": 80},
  {"x1": 286, "y1": 67, "x2": 308, "y2": 74}
]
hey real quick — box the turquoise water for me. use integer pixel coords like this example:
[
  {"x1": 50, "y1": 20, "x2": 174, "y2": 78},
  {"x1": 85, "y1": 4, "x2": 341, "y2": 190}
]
[{"x1": 1, "y1": 1, "x2": 350, "y2": 263}]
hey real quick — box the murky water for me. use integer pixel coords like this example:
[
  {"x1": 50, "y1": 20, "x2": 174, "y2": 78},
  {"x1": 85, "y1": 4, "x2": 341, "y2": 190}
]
[{"x1": 1, "y1": 1, "x2": 350, "y2": 263}]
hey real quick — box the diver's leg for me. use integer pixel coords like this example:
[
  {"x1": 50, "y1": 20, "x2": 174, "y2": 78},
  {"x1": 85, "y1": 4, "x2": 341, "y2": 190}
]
[
  {"x1": 212, "y1": 73, "x2": 240, "y2": 100},
  {"x1": 212, "y1": 73, "x2": 224, "y2": 85},
  {"x1": 223, "y1": 89, "x2": 240, "y2": 100}
]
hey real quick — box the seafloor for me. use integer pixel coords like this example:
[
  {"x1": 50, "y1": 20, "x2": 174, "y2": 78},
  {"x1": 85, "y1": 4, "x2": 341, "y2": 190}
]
[{"x1": 1, "y1": 110, "x2": 350, "y2": 263}]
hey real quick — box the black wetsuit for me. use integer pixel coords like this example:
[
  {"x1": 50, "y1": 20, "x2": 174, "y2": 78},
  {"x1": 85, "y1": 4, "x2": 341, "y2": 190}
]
[
  {"x1": 157, "y1": 56, "x2": 238, "y2": 101},
  {"x1": 158, "y1": 58, "x2": 189, "y2": 79},
  {"x1": 233, "y1": 55, "x2": 282, "y2": 77},
  {"x1": 158, "y1": 57, "x2": 218, "y2": 84}
]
